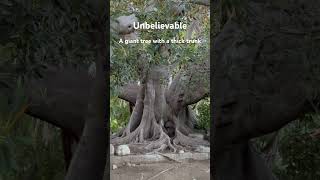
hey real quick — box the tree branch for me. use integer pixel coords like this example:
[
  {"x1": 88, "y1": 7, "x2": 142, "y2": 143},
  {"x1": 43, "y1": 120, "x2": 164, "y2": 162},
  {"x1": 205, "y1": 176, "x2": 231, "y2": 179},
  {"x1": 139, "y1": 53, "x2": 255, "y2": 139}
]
[
  {"x1": 25, "y1": 104, "x2": 84, "y2": 138},
  {"x1": 118, "y1": 83, "x2": 139, "y2": 104},
  {"x1": 25, "y1": 66, "x2": 92, "y2": 138},
  {"x1": 166, "y1": 61, "x2": 209, "y2": 113}
]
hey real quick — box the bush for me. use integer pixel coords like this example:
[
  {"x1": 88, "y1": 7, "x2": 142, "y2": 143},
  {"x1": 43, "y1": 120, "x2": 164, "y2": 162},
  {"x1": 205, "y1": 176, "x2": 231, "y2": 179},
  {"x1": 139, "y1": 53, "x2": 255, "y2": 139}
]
[
  {"x1": 195, "y1": 98, "x2": 210, "y2": 131},
  {"x1": 110, "y1": 97, "x2": 130, "y2": 133},
  {"x1": 273, "y1": 114, "x2": 320, "y2": 180},
  {"x1": 0, "y1": 86, "x2": 65, "y2": 180}
]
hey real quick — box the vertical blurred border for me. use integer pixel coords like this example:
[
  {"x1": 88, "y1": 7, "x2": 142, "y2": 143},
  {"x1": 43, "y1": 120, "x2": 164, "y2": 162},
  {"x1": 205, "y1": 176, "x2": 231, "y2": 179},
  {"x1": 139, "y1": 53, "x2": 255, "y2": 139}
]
[{"x1": 210, "y1": 1, "x2": 215, "y2": 179}]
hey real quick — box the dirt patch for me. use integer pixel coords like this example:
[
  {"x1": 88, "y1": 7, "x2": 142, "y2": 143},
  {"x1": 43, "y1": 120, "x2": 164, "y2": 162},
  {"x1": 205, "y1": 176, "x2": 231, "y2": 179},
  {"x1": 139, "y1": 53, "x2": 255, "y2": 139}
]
[{"x1": 109, "y1": 160, "x2": 210, "y2": 180}]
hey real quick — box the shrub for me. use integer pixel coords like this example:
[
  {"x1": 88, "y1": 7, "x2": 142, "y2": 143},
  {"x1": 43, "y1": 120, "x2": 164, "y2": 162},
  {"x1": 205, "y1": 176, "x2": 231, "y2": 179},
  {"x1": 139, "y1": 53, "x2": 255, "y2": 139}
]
[
  {"x1": 110, "y1": 97, "x2": 130, "y2": 133},
  {"x1": 195, "y1": 98, "x2": 210, "y2": 131},
  {"x1": 273, "y1": 114, "x2": 320, "y2": 180}
]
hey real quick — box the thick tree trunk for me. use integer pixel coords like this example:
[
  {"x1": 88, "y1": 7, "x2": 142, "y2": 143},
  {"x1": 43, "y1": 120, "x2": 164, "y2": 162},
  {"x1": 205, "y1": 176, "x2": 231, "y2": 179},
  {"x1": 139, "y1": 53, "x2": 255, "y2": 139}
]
[
  {"x1": 112, "y1": 68, "x2": 174, "y2": 152},
  {"x1": 65, "y1": 6, "x2": 108, "y2": 180},
  {"x1": 112, "y1": 63, "x2": 209, "y2": 153}
]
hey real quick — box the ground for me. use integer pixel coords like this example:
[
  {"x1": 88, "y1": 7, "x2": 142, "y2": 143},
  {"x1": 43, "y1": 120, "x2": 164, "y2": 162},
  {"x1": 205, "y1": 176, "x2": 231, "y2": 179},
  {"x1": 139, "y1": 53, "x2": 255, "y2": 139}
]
[{"x1": 109, "y1": 160, "x2": 210, "y2": 180}]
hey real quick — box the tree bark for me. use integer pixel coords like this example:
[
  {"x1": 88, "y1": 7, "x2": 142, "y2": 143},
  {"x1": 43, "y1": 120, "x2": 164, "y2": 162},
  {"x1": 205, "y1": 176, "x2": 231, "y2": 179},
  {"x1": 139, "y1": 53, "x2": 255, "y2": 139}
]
[
  {"x1": 24, "y1": 65, "x2": 94, "y2": 137},
  {"x1": 213, "y1": 0, "x2": 320, "y2": 179},
  {"x1": 65, "y1": 6, "x2": 108, "y2": 180},
  {"x1": 118, "y1": 83, "x2": 139, "y2": 104},
  {"x1": 165, "y1": 61, "x2": 209, "y2": 114}
]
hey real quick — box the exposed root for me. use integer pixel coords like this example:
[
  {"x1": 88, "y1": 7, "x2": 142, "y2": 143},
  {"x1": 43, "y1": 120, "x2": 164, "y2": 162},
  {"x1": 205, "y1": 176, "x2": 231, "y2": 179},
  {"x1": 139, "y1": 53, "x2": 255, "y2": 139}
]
[
  {"x1": 155, "y1": 152, "x2": 182, "y2": 163},
  {"x1": 173, "y1": 129, "x2": 209, "y2": 148},
  {"x1": 111, "y1": 110, "x2": 209, "y2": 153},
  {"x1": 145, "y1": 123, "x2": 177, "y2": 153},
  {"x1": 111, "y1": 81, "x2": 178, "y2": 153},
  {"x1": 111, "y1": 115, "x2": 178, "y2": 153}
]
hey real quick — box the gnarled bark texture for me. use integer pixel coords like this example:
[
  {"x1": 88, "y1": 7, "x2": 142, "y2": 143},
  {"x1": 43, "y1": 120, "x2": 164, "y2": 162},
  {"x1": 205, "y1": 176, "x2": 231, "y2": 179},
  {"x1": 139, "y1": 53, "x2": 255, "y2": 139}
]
[
  {"x1": 25, "y1": 66, "x2": 91, "y2": 168},
  {"x1": 213, "y1": 0, "x2": 320, "y2": 180},
  {"x1": 112, "y1": 62, "x2": 210, "y2": 153}
]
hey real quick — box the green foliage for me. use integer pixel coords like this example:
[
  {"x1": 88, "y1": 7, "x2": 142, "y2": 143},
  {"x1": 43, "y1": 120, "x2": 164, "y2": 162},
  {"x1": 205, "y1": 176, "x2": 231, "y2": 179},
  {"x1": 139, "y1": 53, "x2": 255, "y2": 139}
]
[
  {"x1": 110, "y1": 97, "x2": 130, "y2": 133},
  {"x1": 10, "y1": 124, "x2": 65, "y2": 180},
  {"x1": 272, "y1": 114, "x2": 320, "y2": 180},
  {"x1": 254, "y1": 114, "x2": 320, "y2": 180},
  {"x1": 0, "y1": 136, "x2": 17, "y2": 179},
  {"x1": 0, "y1": 82, "x2": 65, "y2": 179},
  {"x1": 0, "y1": 81, "x2": 28, "y2": 176},
  {"x1": 0, "y1": 79, "x2": 65, "y2": 179},
  {"x1": 0, "y1": 0, "x2": 99, "y2": 83},
  {"x1": 110, "y1": 0, "x2": 210, "y2": 92},
  {"x1": 195, "y1": 98, "x2": 210, "y2": 131}
]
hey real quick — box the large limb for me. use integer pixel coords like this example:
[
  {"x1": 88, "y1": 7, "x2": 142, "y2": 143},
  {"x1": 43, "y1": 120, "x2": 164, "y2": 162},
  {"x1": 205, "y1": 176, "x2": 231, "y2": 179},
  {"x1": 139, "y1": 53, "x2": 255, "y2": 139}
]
[
  {"x1": 214, "y1": 89, "x2": 308, "y2": 148},
  {"x1": 24, "y1": 66, "x2": 95, "y2": 169},
  {"x1": 165, "y1": 61, "x2": 209, "y2": 114},
  {"x1": 213, "y1": 89, "x2": 308, "y2": 180},
  {"x1": 25, "y1": 67, "x2": 92, "y2": 139},
  {"x1": 121, "y1": 85, "x2": 145, "y2": 136},
  {"x1": 118, "y1": 83, "x2": 139, "y2": 104},
  {"x1": 25, "y1": 103, "x2": 84, "y2": 139}
]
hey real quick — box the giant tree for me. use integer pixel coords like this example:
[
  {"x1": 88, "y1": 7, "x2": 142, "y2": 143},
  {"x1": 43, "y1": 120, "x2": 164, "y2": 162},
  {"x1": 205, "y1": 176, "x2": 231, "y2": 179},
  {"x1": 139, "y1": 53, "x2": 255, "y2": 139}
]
[
  {"x1": 110, "y1": 0, "x2": 210, "y2": 152},
  {"x1": 111, "y1": 61, "x2": 210, "y2": 152}
]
